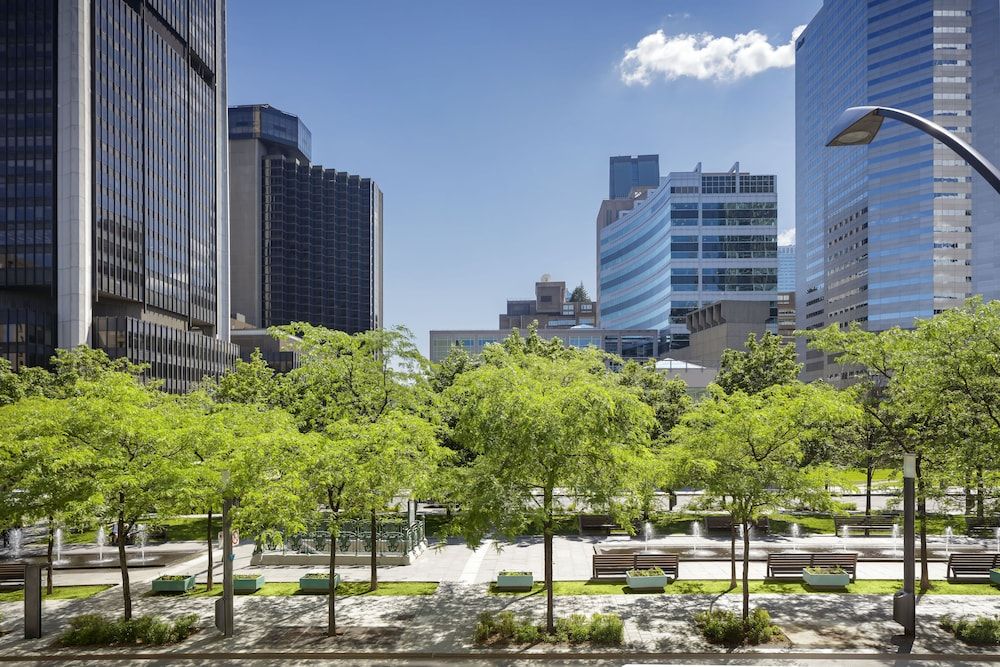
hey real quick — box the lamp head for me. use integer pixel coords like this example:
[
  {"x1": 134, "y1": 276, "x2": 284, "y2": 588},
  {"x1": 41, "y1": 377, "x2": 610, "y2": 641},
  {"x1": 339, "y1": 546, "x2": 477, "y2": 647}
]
[{"x1": 827, "y1": 106, "x2": 884, "y2": 146}]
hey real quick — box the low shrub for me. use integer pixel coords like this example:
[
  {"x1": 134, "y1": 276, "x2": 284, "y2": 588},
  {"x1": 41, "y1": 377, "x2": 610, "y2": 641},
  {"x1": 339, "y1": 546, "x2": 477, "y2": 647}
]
[
  {"x1": 59, "y1": 613, "x2": 199, "y2": 646},
  {"x1": 627, "y1": 567, "x2": 665, "y2": 577},
  {"x1": 473, "y1": 611, "x2": 624, "y2": 645},
  {"x1": 155, "y1": 575, "x2": 191, "y2": 581},
  {"x1": 302, "y1": 572, "x2": 330, "y2": 579},
  {"x1": 804, "y1": 566, "x2": 846, "y2": 575},
  {"x1": 498, "y1": 570, "x2": 531, "y2": 576},
  {"x1": 695, "y1": 607, "x2": 777, "y2": 646},
  {"x1": 233, "y1": 573, "x2": 262, "y2": 580},
  {"x1": 941, "y1": 614, "x2": 1000, "y2": 645}
]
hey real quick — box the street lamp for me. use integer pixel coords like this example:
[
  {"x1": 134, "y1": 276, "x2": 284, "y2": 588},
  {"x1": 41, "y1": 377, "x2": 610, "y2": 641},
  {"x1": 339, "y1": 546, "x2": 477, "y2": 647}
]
[
  {"x1": 214, "y1": 470, "x2": 234, "y2": 637},
  {"x1": 827, "y1": 106, "x2": 1000, "y2": 637},
  {"x1": 827, "y1": 105, "x2": 1000, "y2": 194}
]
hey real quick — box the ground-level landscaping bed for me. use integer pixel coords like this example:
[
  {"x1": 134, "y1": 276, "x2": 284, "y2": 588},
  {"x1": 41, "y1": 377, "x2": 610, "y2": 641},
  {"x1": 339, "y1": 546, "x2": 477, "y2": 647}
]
[
  {"x1": 0, "y1": 585, "x2": 113, "y2": 603},
  {"x1": 489, "y1": 580, "x2": 1000, "y2": 596},
  {"x1": 150, "y1": 581, "x2": 438, "y2": 598}
]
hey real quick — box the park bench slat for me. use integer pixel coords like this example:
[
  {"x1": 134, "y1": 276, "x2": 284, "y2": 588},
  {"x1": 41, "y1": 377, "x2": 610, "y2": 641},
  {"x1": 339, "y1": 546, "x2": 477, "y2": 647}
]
[
  {"x1": 947, "y1": 553, "x2": 1000, "y2": 581},
  {"x1": 766, "y1": 553, "x2": 858, "y2": 582},
  {"x1": 592, "y1": 553, "x2": 681, "y2": 579}
]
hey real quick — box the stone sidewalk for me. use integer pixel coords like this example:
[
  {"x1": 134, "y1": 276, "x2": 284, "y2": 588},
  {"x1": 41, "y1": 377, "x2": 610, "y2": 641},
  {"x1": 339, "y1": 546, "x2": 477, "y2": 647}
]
[
  {"x1": 28, "y1": 534, "x2": 968, "y2": 588},
  {"x1": 3, "y1": 579, "x2": 1000, "y2": 659}
]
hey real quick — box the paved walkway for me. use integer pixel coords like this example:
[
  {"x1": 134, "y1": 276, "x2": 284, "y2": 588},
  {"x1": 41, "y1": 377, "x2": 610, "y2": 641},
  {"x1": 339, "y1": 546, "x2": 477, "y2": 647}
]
[
  {"x1": 23, "y1": 534, "x2": 972, "y2": 588},
  {"x1": 3, "y1": 578, "x2": 1000, "y2": 659}
]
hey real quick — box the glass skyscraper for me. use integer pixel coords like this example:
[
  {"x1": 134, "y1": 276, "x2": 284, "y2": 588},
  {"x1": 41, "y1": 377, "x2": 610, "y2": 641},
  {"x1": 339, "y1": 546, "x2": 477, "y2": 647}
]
[
  {"x1": 796, "y1": 0, "x2": 1000, "y2": 382},
  {"x1": 229, "y1": 104, "x2": 383, "y2": 335},
  {"x1": 778, "y1": 245, "x2": 796, "y2": 292},
  {"x1": 0, "y1": 0, "x2": 236, "y2": 390},
  {"x1": 609, "y1": 155, "x2": 660, "y2": 199},
  {"x1": 597, "y1": 163, "x2": 778, "y2": 350}
]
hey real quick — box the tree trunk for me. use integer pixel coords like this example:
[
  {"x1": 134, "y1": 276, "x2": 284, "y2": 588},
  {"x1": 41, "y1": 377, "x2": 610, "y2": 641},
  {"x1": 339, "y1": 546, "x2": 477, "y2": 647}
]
[
  {"x1": 916, "y1": 467, "x2": 930, "y2": 592},
  {"x1": 865, "y1": 460, "x2": 874, "y2": 518},
  {"x1": 46, "y1": 518, "x2": 54, "y2": 595},
  {"x1": 729, "y1": 521, "x2": 737, "y2": 590},
  {"x1": 741, "y1": 519, "x2": 751, "y2": 620},
  {"x1": 964, "y1": 472, "x2": 974, "y2": 516},
  {"x1": 206, "y1": 508, "x2": 214, "y2": 592},
  {"x1": 543, "y1": 485, "x2": 555, "y2": 634},
  {"x1": 117, "y1": 514, "x2": 132, "y2": 620},
  {"x1": 328, "y1": 530, "x2": 338, "y2": 636},
  {"x1": 977, "y1": 466, "x2": 985, "y2": 519},
  {"x1": 369, "y1": 511, "x2": 378, "y2": 592}
]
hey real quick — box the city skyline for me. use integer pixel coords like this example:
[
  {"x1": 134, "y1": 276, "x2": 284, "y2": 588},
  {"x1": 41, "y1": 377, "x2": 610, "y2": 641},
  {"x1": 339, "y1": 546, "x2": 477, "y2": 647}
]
[{"x1": 226, "y1": 1, "x2": 819, "y2": 354}]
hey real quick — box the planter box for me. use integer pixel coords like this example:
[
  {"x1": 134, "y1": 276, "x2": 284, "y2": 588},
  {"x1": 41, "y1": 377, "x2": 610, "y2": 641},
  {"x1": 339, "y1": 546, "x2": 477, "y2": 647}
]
[
  {"x1": 298, "y1": 573, "x2": 340, "y2": 593},
  {"x1": 233, "y1": 575, "x2": 265, "y2": 593},
  {"x1": 990, "y1": 569, "x2": 1000, "y2": 587},
  {"x1": 803, "y1": 569, "x2": 850, "y2": 589},
  {"x1": 626, "y1": 573, "x2": 669, "y2": 590},
  {"x1": 151, "y1": 575, "x2": 195, "y2": 594},
  {"x1": 495, "y1": 573, "x2": 533, "y2": 591}
]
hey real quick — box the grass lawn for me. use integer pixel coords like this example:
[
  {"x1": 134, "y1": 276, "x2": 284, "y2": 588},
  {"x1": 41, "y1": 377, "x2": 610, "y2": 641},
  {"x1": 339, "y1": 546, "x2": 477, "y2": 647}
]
[
  {"x1": 839, "y1": 468, "x2": 902, "y2": 487},
  {"x1": 149, "y1": 581, "x2": 438, "y2": 598},
  {"x1": 65, "y1": 516, "x2": 222, "y2": 545},
  {"x1": 0, "y1": 584, "x2": 113, "y2": 603},
  {"x1": 490, "y1": 580, "x2": 1000, "y2": 596}
]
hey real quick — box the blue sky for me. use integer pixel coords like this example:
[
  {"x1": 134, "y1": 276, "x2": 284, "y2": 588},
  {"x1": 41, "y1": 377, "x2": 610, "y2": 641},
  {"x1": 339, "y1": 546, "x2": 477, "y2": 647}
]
[{"x1": 227, "y1": 0, "x2": 822, "y2": 354}]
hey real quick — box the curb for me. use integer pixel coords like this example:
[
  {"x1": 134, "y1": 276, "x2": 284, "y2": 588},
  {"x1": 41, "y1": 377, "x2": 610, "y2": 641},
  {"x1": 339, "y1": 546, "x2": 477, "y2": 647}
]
[{"x1": 3, "y1": 651, "x2": 1000, "y2": 663}]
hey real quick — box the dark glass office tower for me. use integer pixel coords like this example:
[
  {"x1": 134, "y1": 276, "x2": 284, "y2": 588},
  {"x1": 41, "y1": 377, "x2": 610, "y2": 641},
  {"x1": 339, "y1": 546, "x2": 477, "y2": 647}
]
[
  {"x1": 609, "y1": 154, "x2": 660, "y2": 199},
  {"x1": 0, "y1": 0, "x2": 237, "y2": 390},
  {"x1": 229, "y1": 104, "x2": 383, "y2": 335}
]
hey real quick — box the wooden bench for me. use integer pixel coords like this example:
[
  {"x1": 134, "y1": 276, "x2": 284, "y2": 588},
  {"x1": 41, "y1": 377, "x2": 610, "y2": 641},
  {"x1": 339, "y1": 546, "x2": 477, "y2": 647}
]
[
  {"x1": 833, "y1": 515, "x2": 896, "y2": 536},
  {"x1": 592, "y1": 553, "x2": 680, "y2": 580},
  {"x1": 0, "y1": 563, "x2": 26, "y2": 587},
  {"x1": 965, "y1": 517, "x2": 1000, "y2": 538},
  {"x1": 946, "y1": 553, "x2": 1000, "y2": 581},
  {"x1": 766, "y1": 552, "x2": 857, "y2": 582},
  {"x1": 578, "y1": 514, "x2": 625, "y2": 536},
  {"x1": 704, "y1": 515, "x2": 770, "y2": 534}
]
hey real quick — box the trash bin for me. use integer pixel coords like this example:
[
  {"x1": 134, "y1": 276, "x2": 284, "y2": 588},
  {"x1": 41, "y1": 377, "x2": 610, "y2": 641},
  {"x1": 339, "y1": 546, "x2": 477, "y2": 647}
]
[
  {"x1": 893, "y1": 590, "x2": 915, "y2": 634},
  {"x1": 215, "y1": 597, "x2": 226, "y2": 632}
]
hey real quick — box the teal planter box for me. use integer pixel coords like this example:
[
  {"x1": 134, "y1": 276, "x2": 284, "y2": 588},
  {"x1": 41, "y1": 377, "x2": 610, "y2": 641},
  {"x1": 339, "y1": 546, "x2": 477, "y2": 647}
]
[
  {"x1": 626, "y1": 573, "x2": 669, "y2": 591},
  {"x1": 803, "y1": 569, "x2": 850, "y2": 589},
  {"x1": 233, "y1": 575, "x2": 265, "y2": 593},
  {"x1": 990, "y1": 569, "x2": 1000, "y2": 587},
  {"x1": 496, "y1": 573, "x2": 533, "y2": 591},
  {"x1": 151, "y1": 574, "x2": 195, "y2": 594},
  {"x1": 299, "y1": 573, "x2": 340, "y2": 593}
]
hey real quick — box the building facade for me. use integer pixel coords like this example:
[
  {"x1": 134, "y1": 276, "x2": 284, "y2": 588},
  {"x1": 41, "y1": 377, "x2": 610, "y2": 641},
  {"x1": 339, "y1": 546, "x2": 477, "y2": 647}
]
[
  {"x1": 796, "y1": 0, "x2": 1000, "y2": 381},
  {"x1": 0, "y1": 0, "x2": 236, "y2": 390},
  {"x1": 429, "y1": 328, "x2": 659, "y2": 364},
  {"x1": 597, "y1": 163, "x2": 778, "y2": 350},
  {"x1": 228, "y1": 104, "x2": 382, "y2": 334},
  {"x1": 500, "y1": 278, "x2": 598, "y2": 329},
  {"x1": 778, "y1": 244, "x2": 796, "y2": 292},
  {"x1": 609, "y1": 155, "x2": 660, "y2": 200}
]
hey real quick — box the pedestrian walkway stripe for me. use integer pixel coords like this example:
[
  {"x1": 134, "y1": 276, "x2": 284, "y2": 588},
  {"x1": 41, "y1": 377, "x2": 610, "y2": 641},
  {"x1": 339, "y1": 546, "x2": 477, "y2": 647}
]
[{"x1": 458, "y1": 538, "x2": 492, "y2": 584}]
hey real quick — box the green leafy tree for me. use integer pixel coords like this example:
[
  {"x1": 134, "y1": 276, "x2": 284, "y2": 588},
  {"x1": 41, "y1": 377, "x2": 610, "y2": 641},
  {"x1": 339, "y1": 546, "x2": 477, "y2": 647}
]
[
  {"x1": 716, "y1": 332, "x2": 801, "y2": 395},
  {"x1": 673, "y1": 383, "x2": 859, "y2": 618},
  {"x1": 62, "y1": 372, "x2": 194, "y2": 619},
  {"x1": 210, "y1": 349, "x2": 285, "y2": 407},
  {"x1": 276, "y1": 323, "x2": 447, "y2": 636},
  {"x1": 445, "y1": 336, "x2": 655, "y2": 633}
]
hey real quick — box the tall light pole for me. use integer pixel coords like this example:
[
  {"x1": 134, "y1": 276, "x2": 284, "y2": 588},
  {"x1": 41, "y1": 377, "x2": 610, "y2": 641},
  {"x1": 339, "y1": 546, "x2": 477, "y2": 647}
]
[
  {"x1": 894, "y1": 453, "x2": 917, "y2": 636},
  {"x1": 215, "y1": 470, "x2": 234, "y2": 637},
  {"x1": 825, "y1": 106, "x2": 1000, "y2": 638},
  {"x1": 827, "y1": 106, "x2": 1000, "y2": 194}
]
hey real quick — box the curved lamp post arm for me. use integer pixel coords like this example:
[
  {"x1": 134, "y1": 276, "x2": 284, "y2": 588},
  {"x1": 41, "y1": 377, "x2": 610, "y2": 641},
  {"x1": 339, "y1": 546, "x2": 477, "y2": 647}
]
[{"x1": 827, "y1": 105, "x2": 1000, "y2": 194}]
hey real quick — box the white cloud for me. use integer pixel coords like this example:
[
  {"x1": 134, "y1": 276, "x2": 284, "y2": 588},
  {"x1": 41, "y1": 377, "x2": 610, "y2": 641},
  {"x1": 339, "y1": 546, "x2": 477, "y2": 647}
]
[
  {"x1": 778, "y1": 228, "x2": 795, "y2": 246},
  {"x1": 620, "y1": 24, "x2": 806, "y2": 85}
]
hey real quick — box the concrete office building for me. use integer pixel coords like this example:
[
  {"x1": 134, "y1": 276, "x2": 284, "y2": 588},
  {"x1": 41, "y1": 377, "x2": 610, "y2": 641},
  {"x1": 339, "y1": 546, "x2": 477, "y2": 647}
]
[
  {"x1": 609, "y1": 154, "x2": 660, "y2": 200},
  {"x1": 500, "y1": 278, "x2": 598, "y2": 329},
  {"x1": 429, "y1": 328, "x2": 659, "y2": 364},
  {"x1": 0, "y1": 0, "x2": 236, "y2": 390},
  {"x1": 677, "y1": 300, "x2": 777, "y2": 368},
  {"x1": 796, "y1": 0, "x2": 1000, "y2": 382},
  {"x1": 597, "y1": 163, "x2": 778, "y2": 350},
  {"x1": 228, "y1": 104, "x2": 382, "y2": 334}
]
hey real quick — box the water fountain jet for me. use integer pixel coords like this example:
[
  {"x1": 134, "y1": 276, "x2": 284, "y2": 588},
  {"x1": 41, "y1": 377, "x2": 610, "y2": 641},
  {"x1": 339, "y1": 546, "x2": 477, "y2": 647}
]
[
  {"x1": 790, "y1": 523, "x2": 801, "y2": 540},
  {"x1": 10, "y1": 527, "x2": 22, "y2": 559},
  {"x1": 54, "y1": 527, "x2": 65, "y2": 564}
]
